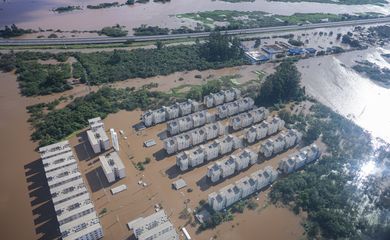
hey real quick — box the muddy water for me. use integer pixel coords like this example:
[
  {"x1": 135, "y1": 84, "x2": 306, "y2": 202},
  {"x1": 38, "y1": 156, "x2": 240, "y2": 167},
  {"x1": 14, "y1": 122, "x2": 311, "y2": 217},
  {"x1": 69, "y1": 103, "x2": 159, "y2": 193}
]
[
  {"x1": 298, "y1": 47, "x2": 390, "y2": 143},
  {"x1": 73, "y1": 109, "x2": 305, "y2": 240},
  {"x1": 1, "y1": 0, "x2": 389, "y2": 34},
  {"x1": 0, "y1": 72, "x2": 47, "y2": 239}
]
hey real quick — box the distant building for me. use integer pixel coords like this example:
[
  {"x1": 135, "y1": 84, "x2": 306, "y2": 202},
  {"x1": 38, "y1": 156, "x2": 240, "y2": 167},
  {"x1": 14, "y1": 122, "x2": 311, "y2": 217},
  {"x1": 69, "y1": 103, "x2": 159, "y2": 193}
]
[
  {"x1": 245, "y1": 51, "x2": 270, "y2": 64},
  {"x1": 99, "y1": 151, "x2": 125, "y2": 183},
  {"x1": 127, "y1": 210, "x2": 178, "y2": 240}
]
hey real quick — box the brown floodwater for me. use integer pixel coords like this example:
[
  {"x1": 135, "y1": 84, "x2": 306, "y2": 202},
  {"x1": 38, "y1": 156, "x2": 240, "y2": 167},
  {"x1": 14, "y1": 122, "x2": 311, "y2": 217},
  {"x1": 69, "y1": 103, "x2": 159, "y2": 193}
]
[
  {"x1": 298, "y1": 46, "x2": 390, "y2": 143},
  {"x1": 72, "y1": 109, "x2": 306, "y2": 240},
  {"x1": 0, "y1": 63, "x2": 273, "y2": 239},
  {"x1": 0, "y1": 71, "x2": 54, "y2": 239},
  {"x1": 1, "y1": 0, "x2": 389, "y2": 36}
]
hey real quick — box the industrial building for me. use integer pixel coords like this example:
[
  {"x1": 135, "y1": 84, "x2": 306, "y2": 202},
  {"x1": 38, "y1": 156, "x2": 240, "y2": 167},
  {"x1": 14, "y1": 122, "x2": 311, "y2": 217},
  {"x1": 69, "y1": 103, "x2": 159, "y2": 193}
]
[
  {"x1": 39, "y1": 141, "x2": 103, "y2": 240},
  {"x1": 127, "y1": 210, "x2": 178, "y2": 240},
  {"x1": 208, "y1": 166, "x2": 278, "y2": 211},
  {"x1": 141, "y1": 99, "x2": 200, "y2": 127},
  {"x1": 87, "y1": 117, "x2": 110, "y2": 154},
  {"x1": 99, "y1": 151, "x2": 126, "y2": 183},
  {"x1": 164, "y1": 122, "x2": 224, "y2": 154},
  {"x1": 279, "y1": 144, "x2": 321, "y2": 174}
]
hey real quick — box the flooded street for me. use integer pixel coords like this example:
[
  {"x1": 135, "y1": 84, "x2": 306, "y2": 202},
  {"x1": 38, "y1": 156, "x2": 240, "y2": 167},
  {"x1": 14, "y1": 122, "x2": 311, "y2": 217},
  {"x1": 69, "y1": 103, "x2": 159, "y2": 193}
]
[
  {"x1": 0, "y1": 72, "x2": 46, "y2": 239},
  {"x1": 298, "y1": 47, "x2": 390, "y2": 143},
  {"x1": 1, "y1": 0, "x2": 389, "y2": 35}
]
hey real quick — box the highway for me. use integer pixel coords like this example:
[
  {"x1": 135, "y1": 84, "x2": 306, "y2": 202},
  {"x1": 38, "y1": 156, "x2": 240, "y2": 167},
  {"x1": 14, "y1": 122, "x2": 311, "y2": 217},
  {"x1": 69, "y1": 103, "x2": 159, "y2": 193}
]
[{"x1": 1, "y1": 17, "x2": 390, "y2": 46}]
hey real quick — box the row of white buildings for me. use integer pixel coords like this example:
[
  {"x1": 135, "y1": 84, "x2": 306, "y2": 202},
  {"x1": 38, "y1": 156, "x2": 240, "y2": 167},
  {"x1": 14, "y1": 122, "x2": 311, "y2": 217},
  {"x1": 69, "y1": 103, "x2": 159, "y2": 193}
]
[
  {"x1": 279, "y1": 144, "x2": 321, "y2": 174},
  {"x1": 208, "y1": 143, "x2": 322, "y2": 212},
  {"x1": 176, "y1": 134, "x2": 242, "y2": 171},
  {"x1": 204, "y1": 88, "x2": 241, "y2": 108},
  {"x1": 87, "y1": 117, "x2": 110, "y2": 154},
  {"x1": 166, "y1": 110, "x2": 216, "y2": 136},
  {"x1": 164, "y1": 122, "x2": 225, "y2": 154},
  {"x1": 217, "y1": 97, "x2": 255, "y2": 119},
  {"x1": 127, "y1": 210, "x2": 178, "y2": 240},
  {"x1": 99, "y1": 151, "x2": 126, "y2": 183},
  {"x1": 141, "y1": 99, "x2": 200, "y2": 127},
  {"x1": 39, "y1": 141, "x2": 104, "y2": 240},
  {"x1": 229, "y1": 107, "x2": 269, "y2": 131},
  {"x1": 259, "y1": 129, "x2": 302, "y2": 158},
  {"x1": 208, "y1": 166, "x2": 278, "y2": 211},
  {"x1": 206, "y1": 149, "x2": 258, "y2": 182},
  {"x1": 245, "y1": 116, "x2": 285, "y2": 144}
]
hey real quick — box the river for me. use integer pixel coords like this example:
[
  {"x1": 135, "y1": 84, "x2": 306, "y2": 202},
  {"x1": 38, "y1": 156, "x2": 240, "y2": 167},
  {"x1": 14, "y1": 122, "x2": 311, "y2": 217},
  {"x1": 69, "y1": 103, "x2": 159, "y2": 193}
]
[
  {"x1": 1, "y1": 0, "x2": 390, "y2": 34},
  {"x1": 298, "y1": 47, "x2": 390, "y2": 143}
]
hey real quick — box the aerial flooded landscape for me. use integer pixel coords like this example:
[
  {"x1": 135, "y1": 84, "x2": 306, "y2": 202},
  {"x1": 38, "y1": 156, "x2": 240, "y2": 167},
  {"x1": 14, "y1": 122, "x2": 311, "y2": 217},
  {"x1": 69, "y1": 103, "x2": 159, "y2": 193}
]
[{"x1": 0, "y1": 0, "x2": 389, "y2": 240}]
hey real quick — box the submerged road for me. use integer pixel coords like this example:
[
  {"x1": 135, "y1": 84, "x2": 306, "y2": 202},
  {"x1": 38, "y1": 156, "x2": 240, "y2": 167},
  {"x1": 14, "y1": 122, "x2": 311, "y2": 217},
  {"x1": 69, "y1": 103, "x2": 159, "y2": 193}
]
[{"x1": 1, "y1": 17, "x2": 390, "y2": 46}]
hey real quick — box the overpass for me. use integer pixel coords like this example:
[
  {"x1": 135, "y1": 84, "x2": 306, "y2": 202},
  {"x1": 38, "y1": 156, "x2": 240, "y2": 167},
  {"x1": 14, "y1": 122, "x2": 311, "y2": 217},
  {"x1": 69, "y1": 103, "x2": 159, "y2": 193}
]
[{"x1": 1, "y1": 17, "x2": 389, "y2": 46}]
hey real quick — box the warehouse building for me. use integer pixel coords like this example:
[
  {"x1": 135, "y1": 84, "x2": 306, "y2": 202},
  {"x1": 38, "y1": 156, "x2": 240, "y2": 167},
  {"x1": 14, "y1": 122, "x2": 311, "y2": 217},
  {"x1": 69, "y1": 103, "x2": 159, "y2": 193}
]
[{"x1": 39, "y1": 141, "x2": 103, "y2": 240}]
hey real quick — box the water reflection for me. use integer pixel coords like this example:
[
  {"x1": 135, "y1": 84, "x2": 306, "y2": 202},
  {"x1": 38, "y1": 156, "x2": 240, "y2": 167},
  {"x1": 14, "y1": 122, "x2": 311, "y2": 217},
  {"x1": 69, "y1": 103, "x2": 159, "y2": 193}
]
[{"x1": 298, "y1": 47, "x2": 390, "y2": 143}]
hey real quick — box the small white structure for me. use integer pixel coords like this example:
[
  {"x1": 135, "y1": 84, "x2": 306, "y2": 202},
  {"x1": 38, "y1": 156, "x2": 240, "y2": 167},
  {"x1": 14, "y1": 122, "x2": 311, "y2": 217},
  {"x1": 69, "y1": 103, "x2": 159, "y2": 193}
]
[
  {"x1": 208, "y1": 192, "x2": 226, "y2": 211},
  {"x1": 222, "y1": 184, "x2": 242, "y2": 208},
  {"x1": 175, "y1": 134, "x2": 192, "y2": 151},
  {"x1": 212, "y1": 92, "x2": 225, "y2": 106},
  {"x1": 237, "y1": 97, "x2": 254, "y2": 113},
  {"x1": 207, "y1": 162, "x2": 222, "y2": 183},
  {"x1": 260, "y1": 139, "x2": 274, "y2": 158},
  {"x1": 204, "y1": 141, "x2": 220, "y2": 161},
  {"x1": 191, "y1": 128, "x2": 206, "y2": 146},
  {"x1": 235, "y1": 176, "x2": 256, "y2": 198},
  {"x1": 173, "y1": 179, "x2": 187, "y2": 190},
  {"x1": 164, "y1": 139, "x2": 177, "y2": 155},
  {"x1": 217, "y1": 105, "x2": 229, "y2": 119},
  {"x1": 87, "y1": 117, "x2": 110, "y2": 154},
  {"x1": 99, "y1": 152, "x2": 125, "y2": 183},
  {"x1": 273, "y1": 134, "x2": 286, "y2": 154},
  {"x1": 192, "y1": 111, "x2": 207, "y2": 128},
  {"x1": 268, "y1": 116, "x2": 285, "y2": 135},
  {"x1": 221, "y1": 156, "x2": 238, "y2": 179},
  {"x1": 176, "y1": 152, "x2": 189, "y2": 171},
  {"x1": 165, "y1": 105, "x2": 180, "y2": 120},
  {"x1": 111, "y1": 129, "x2": 120, "y2": 152},
  {"x1": 204, "y1": 95, "x2": 214, "y2": 108},
  {"x1": 178, "y1": 116, "x2": 193, "y2": 133},
  {"x1": 279, "y1": 157, "x2": 296, "y2": 174},
  {"x1": 188, "y1": 146, "x2": 206, "y2": 168},
  {"x1": 111, "y1": 184, "x2": 127, "y2": 195},
  {"x1": 226, "y1": 101, "x2": 239, "y2": 116},
  {"x1": 249, "y1": 107, "x2": 269, "y2": 123},
  {"x1": 205, "y1": 122, "x2": 224, "y2": 140},
  {"x1": 178, "y1": 101, "x2": 192, "y2": 116},
  {"x1": 246, "y1": 126, "x2": 257, "y2": 144},
  {"x1": 256, "y1": 121, "x2": 270, "y2": 140}
]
